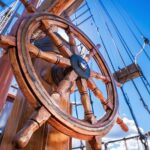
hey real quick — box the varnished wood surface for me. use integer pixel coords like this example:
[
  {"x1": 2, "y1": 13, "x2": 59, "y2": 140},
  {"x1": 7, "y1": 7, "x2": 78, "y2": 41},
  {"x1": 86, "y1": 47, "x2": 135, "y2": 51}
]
[
  {"x1": 113, "y1": 63, "x2": 142, "y2": 84},
  {"x1": 0, "y1": 53, "x2": 13, "y2": 112},
  {"x1": 0, "y1": 91, "x2": 25, "y2": 150},
  {"x1": 8, "y1": 13, "x2": 119, "y2": 142}
]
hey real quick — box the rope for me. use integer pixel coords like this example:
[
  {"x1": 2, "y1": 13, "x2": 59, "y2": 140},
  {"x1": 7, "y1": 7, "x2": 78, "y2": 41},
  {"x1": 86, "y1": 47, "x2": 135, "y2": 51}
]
[
  {"x1": 73, "y1": 92, "x2": 79, "y2": 118},
  {"x1": 82, "y1": 3, "x2": 149, "y2": 149},
  {"x1": 85, "y1": 0, "x2": 117, "y2": 72},
  {"x1": 115, "y1": 0, "x2": 144, "y2": 36},
  {"x1": 111, "y1": 0, "x2": 150, "y2": 62},
  {"x1": 110, "y1": 0, "x2": 150, "y2": 94},
  {"x1": 99, "y1": 0, "x2": 150, "y2": 114},
  {"x1": 121, "y1": 87, "x2": 149, "y2": 149},
  {"x1": 0, "y1": 0, "x2": 19, "y2": 33},
  {"x1": 134, "y1": 43, "x2": 146, "y2": 64}
]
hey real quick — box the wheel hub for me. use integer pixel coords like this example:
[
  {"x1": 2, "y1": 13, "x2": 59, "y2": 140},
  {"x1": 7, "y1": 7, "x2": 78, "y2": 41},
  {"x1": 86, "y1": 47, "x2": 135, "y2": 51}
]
[{"x1": 70, "y1": 54, "x2": 90, "y2": 79}]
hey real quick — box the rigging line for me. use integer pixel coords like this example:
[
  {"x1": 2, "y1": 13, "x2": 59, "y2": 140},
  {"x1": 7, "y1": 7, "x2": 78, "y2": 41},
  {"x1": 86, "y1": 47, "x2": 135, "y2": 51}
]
[
  {"x1": 109, "y1": 4, "x2": 150, "y2": 94},
  {"x1": 111, "y1": 17, "x2": 150, "y2": 93},
  {"x1": 134, "y1": 43, "x2": 146, "y2": 64},
  {"x1": 85, "y1": 0, "x2": 149, "y2": 124},
  {"x1": 90, "y1": 2, "x2": 150, "y2": 114},
  {"x1": 89, "y1": 62, "x2": 94, "y2": 114},
  {"x1": 2, "y1": 1, "x2": 21, "y2": 34},
  {"x1": 131, "y1": 79, "x2": 150, "y2": 115},
  {"x1": 74, "y1": 2, "x2": 86, "y2": 14},
  {"x1": 102, "y1": 0, "x2": 150, "y2": 62},
  {"x1": 99, "y1": 3, "x2": 150, "y2": 119},
  {"x1": 74, "y1": 91, "x2": 79, "y2": 119},
  {"x1": 87, "y1": 0, "x2": 150, "y2": 106},
  {"x1": 103, "y1": 17, "x2": 150, "y2": 98},
  {"x1": 74, "y1": 11, "x2": 85, "y2": 55},
  {"x1": 85, "y1": 0, "x2": 116, "y2": 72},
  {"x1": 116, "y1": 0, "x2": 144, "y2": 36},
  {"x1": 111, "y1": 0, "x2": 150, "y2": 63},
  {"x1": 74, "y1": 1, "x2": 116, "y2": 121},
  {"x1": 120, "y1": 87, "x2": 149, "y2": 149},
  {"x1": 73, "y1": 12, "x2": 80, "y2": 119},
  {"x1": 99, "y1": 0, "x2": 150, "y2": 107},
  {"x1": 72, "y1": 8, "x2": 90, "y2": 22},
  {"x1": 76, "y1": 15, "x2": 92, "y2": 27},
  {"x1": 75, "y1": 2, "x2": 150, "y2": 98},
  {"x1": 99, "y1": 34, "x2": 116, "y2": 72},
  {"x1": 109, "y1": 4, "x2": 150, "y2": 92},
  {"x1": 98, "y1": 0, "x2": 135, "y2": 64},
  {"x1": 105, "y1": 17, "x2": 127, "y2": 67}
]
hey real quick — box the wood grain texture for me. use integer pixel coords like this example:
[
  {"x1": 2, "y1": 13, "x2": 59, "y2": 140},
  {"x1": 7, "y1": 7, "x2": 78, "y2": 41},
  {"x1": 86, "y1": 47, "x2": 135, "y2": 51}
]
[
  {"x1": 20, "y1": 0, "x2": 36, "y2": 13},
  {"x1": 0, "y1": 91, "x2": 25, "y2": 150},
  {"x1": 48, "y1": 0, "x2": 75, "y2": 15},
  {"x1": 28, "y1": 43, "x2": 71, "y2": 67},
  {"x1": 0, "y1": 53, "x2": 13, "y2": 112},
  {"x1": 10, "y1": 13, "x2": 119, "y2": 141},
  {"x1": 63, "y1": 0, "x2": 84, "y2": 16},
  {"x1": 0, "y1": 35, "x2": 16, "y2": 49},
  {"x1": 14, "y1": 106, "x2": 51, "y2": 148}
]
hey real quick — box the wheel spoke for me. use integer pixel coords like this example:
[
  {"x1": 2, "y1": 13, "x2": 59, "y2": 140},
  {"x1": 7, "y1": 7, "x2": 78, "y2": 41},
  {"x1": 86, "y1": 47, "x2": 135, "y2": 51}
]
[
  {"x1": 87, "y1": 78, "x2": 128, "y2": 131},
  {"x1": 116, "y1": 117, "x2": 129, "y2": 132},
  {"x1": 41, "y1": 20, "x2": 72, "y2": 57},
  {"x1": 51, "y1": 70, "x2": 78, "y2": 101},
  {"x1": 91, "y1": 70, "x2": 122, "y2": 87},
  {"x1": 87, "y1": 78, "x2": 113, "y2": 110},
  {"x1": 20, "y1": 0, "x2": 36, "y2": 13},
  {"x1": 90, "y1": 70, "x2": 110, "y2": 84},
  {"x1": 0, "y1": 35, "x2": 16, "y2": 49},
  {"x1": 27, "y1": 43, "x2": 71, "y2": 67},
  {"x1": 70, "y1": 81, "x2": 76, "y2": 94},
  {"x1": 77, "y1": 78, "x2": 96, "y2": 123},
  {"x1": 66, "y1": 26, "x2": 79, "y2": 55},
  {"x1": 84, "y1": 48, "x2": 96, "y2": 62}
]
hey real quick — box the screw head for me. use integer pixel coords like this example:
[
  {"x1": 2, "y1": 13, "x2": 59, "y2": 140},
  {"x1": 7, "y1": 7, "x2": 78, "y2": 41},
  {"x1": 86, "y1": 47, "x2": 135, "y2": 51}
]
[{"x1": 79, "y1": 61, "x2": 87, "y2": 70}]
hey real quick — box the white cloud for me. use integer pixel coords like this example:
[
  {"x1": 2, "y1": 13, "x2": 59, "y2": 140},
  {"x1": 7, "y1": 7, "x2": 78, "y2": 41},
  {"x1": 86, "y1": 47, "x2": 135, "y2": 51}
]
[
  {"x1": 103, "y1": 117, "x2": 144, "y2": 141},
  {"x1": 102, "y1": 117, "x2": 146, "y2": 150},
  {"x1": 71, "y1": 117, "x2": 148, "y2": 150},
  {"x1": 72, "y1": 138, "x2": 85, "y2": 149}
]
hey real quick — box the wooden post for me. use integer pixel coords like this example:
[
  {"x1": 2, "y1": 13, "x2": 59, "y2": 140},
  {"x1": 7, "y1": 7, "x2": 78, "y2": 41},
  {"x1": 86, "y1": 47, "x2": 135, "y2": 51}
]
[
  {"x1": 0, "y1": 53, "x2": 13, "y2": 112},
  {"x1": 0, "y1": 91, "x2": 25, "y2": 150}
]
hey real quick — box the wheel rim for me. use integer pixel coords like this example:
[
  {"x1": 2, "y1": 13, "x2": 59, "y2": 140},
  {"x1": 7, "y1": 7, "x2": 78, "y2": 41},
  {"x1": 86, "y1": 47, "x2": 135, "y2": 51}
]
[{"x1": 9, "y1": 13, "x2": 118, "y2": 140}]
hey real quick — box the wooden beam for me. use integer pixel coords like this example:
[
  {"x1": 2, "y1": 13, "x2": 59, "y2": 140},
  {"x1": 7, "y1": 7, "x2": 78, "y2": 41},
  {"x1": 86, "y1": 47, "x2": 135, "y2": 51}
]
[
  {"x1": 0, "y1": 91, "x2": 25, "y2": 150},
  {"x1": 38, "y1": 0, "x2": 77, "y2": 16},
  {"x1": 0, "y1": 53, "x2": 13, "y2": 112},
  {"x1": 48, "y1": 0, "x2": 75, "y2": 15},
  {"x1": 0, "y1": 35, "x2": 16, "y2": 49},
  {"x1": 37, "y1": 0, "x2": 56, "y2": 12},
  {"x1": 113, "y1": 63, "x2": 142, "y2": 84},
  {"x1": 38, "y1": 0, "x2": 84, "y2": 17},
  {"x1": 63, "y1": 0, "x2": 84, "y2": 16}
]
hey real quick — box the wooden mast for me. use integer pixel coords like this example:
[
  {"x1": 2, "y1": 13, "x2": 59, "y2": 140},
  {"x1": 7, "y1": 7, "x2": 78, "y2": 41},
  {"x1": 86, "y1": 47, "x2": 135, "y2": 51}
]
[{"x1": 0, "y1": 53, "x2": 13, "y2": 112}]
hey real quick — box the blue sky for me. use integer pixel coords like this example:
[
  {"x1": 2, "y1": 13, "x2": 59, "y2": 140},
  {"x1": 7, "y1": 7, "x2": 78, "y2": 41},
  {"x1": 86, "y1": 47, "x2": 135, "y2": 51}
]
[
  {"x1": 71, "y1": 0, "x2": 150, "y2": 146},
  {"x1": 73, "y1": 0, "x2": 150, "y2": 148},
  {"x1": 83, "y1": 0, "x2": 150, "y2": 132}
]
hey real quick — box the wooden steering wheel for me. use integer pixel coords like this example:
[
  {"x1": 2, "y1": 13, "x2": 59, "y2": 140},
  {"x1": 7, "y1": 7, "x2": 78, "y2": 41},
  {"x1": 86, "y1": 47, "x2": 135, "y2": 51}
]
[{"x1": 7, "y1": 12, "x2": 127, "y2": 148}]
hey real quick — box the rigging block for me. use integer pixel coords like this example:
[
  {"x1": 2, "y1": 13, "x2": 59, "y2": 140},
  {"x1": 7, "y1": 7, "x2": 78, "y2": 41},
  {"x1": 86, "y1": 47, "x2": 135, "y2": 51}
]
[{"x1": 113, "y1": 63, "x2": 142, "y2": 84}]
